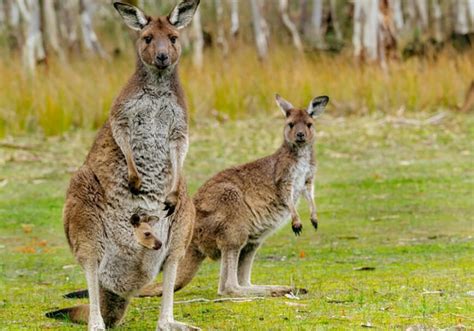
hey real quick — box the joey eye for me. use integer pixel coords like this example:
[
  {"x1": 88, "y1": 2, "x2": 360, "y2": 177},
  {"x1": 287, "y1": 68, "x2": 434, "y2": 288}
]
[
  {"x1": 144, "y1": 36, "x2": 152, "y2": 44},
  {"x1": 144, "y1": 232, "x2": 151, "y2": 237},
  {"x1": 288, "y1": 123, "x2": 295, "y2": 129},
  {"x1": 307, "y1": 123, "x2": 312, "y2": 128},
  {"x1": 169, "y1": 36, "x2": 178, "y2": 44}
]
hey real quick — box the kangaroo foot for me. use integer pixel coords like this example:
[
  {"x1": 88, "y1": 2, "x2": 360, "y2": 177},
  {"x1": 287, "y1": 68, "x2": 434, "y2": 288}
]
[
  {"x1": 137, "y1": 282, "x2": 163, "y2": 297},
  {"x1": 310, "y1": 217, "x2": 318, "y2": 230},
  {"x1": 292, "y1": 222, "x2": 303, "y2": 236}
]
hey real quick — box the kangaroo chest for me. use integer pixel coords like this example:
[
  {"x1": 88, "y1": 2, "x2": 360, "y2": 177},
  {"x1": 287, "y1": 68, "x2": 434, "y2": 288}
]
[
  {"x1": 126, "y1": 90, "x2": 186, "y2": 198},
  {"x1": 249, "y1": 154, "x2": 312, "y2": 242}
]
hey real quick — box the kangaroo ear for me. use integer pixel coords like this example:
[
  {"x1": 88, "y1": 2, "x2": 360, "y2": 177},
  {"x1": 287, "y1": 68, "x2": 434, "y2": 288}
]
[
  {"x1": 275, "y1": 94, "x2": 294, "y2": 117},
  {"x1": 114, "y1": 2, "x2": 149, "y2": 31},
  {"x1": 307, "y1": 96, "x2": 329, "y2": 117},
  {"x1": 168, "y1": 0, "x2": 200, "y2": 29},
  {"x1": 130, "y1": 214, "x2": 141, "y2": 227}
]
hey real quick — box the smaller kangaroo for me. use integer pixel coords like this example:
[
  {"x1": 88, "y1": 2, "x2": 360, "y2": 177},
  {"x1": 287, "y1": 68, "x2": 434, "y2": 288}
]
[{"x1": 139, "y1": 94, "x2": 329, "y2": 298}]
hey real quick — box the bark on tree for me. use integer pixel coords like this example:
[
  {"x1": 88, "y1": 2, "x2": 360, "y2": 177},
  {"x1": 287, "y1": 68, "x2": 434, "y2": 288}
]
[
  {"x1": 279, "y1": 0, "x2": 304, "y2": 51},
  {"x1": 79, "y1": 0, "x2": 107, "y2": 58},
  {"x1": 215, "y1": 0, "x2": 229, "y2": 55},
  {"x1": 431, "y1": 0, "x2": 443, "y2": 42},
  {"x1": 388, "y1": 0, "x2": 403, "y2": 31},
  {"x1": 454, "y1": 0, "x2": 474, "y2": 34},
  {"x1": 353, "y1": 0, "x2": 379, "y2": 62},
  {"x1": 309, "y1": 0, "x2": 324, "y2": 48},
  {"x1": 17, "y1": 0, "x2": 46, "y2": 73},
  {"x1": 57, "y1": 0, "x2": 79, "y2": 52},
  {"x1": 3, "y1": 0, "x2": 21, "y2": 50},
  {"x1": 230, "y1": 0, "x2": 239, "y2": 37},
  {"x1": 42, "y1": 0, "x2": 63, "y2": 58},
  {"x1": 191, "y1": 5, "x2": 204, "y2": 69},
  {"x1": 250, "y1": 0, "x2": 269, "y2": 59}
]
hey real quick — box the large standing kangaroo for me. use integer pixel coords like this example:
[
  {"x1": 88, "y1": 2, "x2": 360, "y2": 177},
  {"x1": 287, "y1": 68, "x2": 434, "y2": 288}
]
[{"x1": 46, "y1": 1, "x2": 200, "y2": 330}]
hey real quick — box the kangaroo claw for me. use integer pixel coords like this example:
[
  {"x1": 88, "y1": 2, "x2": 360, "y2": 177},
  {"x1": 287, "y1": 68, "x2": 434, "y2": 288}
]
[
  {"x1": 163, "y1": 191, "x2": 179, "y2": 217},
  {"x1": 292, "y1": 222, "x2": 303, "y2": 236},
  {"x1": 311, "y1": 217, "x2": 318, "y2": 230},
  {"x1": 128, "y1": 174, "x2": 142, "y2": 195}
]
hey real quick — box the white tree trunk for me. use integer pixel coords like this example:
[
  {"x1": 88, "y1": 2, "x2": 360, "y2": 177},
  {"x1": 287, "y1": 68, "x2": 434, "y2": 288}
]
[
  {"x1": 309, "y1": 0, "x2": 324, "y2": 47},
  {"x1": 388, "y1": 0, "x2": 403, "y2": 30},
  {"x1": 414, "y1": 0, "x2": 428, "y2": 29},
  {"x1": 191, "y1": 6, "x2": 204, "y2": 69},
  {"x1": 58, "y1": 0, "x2": 79, "y2": 50},
  {"x1": 250, "y1": 0, "x2": 268, "y2": 59},
  {"x1": 353, "y1": 0, "x2": 379, "y2": 62},
  {"x1": 215, "y1": 0, "x2": 229, "y2": 55},
  {"x1": 431, "y1": 0, "x2": 443, "y2": 42},
  {"x1": 17, "y1": 0, "x2": 46, "y2": 73},
  {"x1": 79, "y1": 0, "x2": 107, "y2": 58},
  {"x1": 42, "y1": 0, "x2": 63, "y2": 58},
  {"x1": 230, "y1": 0, "x2": 239, "y2": 37},
  {"x1": 455, "y1": 0, "x2": 474, "y2": 33},
  {"x1": 279, "y1": 0, "x2": 304, "y2": 51}
]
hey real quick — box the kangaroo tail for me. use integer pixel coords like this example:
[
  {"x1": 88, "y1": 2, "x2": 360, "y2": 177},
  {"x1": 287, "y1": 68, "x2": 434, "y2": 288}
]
[
  {"x1": 45, "y1": 304, "x2": 89, "y2": 324},
  {"x1": 63, "y1": 289, "x2": 89, "y2": 299},
  {"x1": 138, "y1": 243, "x2": 206, "y2": 297}
]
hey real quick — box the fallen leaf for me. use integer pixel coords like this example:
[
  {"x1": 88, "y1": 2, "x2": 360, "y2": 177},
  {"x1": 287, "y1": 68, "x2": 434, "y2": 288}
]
[
  {"x1": 21, "y1": 224, "x2": 34, "y2": 234},
  {"x1": 15, "y1": 246, "x2": 36, "y2": 254},
  {"x1": 354, "y1": 266, "x2": 376, "y2": 271},
  {"x1": 36, "y1": 240, "x2": 48, "y2": 247},
  {"x1": 337, "y1": 235, "x2": 359, "y2": 240},
  {"x1": 299, "y1": 251, "x2": 306, "y2": 258}
]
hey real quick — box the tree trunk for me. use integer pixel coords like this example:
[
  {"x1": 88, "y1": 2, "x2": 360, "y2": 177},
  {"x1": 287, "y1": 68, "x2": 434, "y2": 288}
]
[
  {"x1": 353, "y1": 0, "x2": 379, "y2": 62},
  {"x1": 17, "y1": 0, "x2": 46, "y2": 74},
  {"x1": 3, "y1": 0, "x2": 21, "y2": 50},
  {"x1": 279, "y1": 0, "x2": 304, "y2": 51},
  {"x1": 250, "y1": 0, "x2": 268, "y2": 60},
  {"x1": 215, "y1": 0, "x2": 229, "y2": 55},
  {"x1": 454, "y1": 0, "x2": 474, "y2": 34},
  {"x1": 57, "y1": 0, "x2": 79, "y2": 52},
  {"x1": 309, "y1": 0, "x2": 324, "y2": 48},
  {"x1": 388, "y1": 0, "x2": 403, "y2": 31},
  {"x1": 42, "y1": 0, "x2": 63, "y2": 59},
  {"x1": 191, "y1": 5, "x2": 204, "y2": 69},
  {"x1": 79, "y1": 0, "x2": 107, "y2": 58},
  {"x1": 230, "y1": 0, "x2": 239, "y2": 38},
  {"x1": 431, "y1": 0, "x2": 443, "y2": 42}
]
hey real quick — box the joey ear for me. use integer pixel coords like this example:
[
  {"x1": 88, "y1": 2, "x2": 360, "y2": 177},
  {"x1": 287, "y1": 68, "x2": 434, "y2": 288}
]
[
  {"x1": 307, "y1": 95, "x2": 329, "y2": 117},
  {"x1": 114, "y1": 2, "x2": 149, "y2": 31},
  {"x1": 275, "y1": 94, "x2": 294, "y2": 117},
  {"x1": 130, "y1": 214, "x2": 141, "y2": 227},
  {"x1": 168, "y1": 0, "x2": 200, "y2": 29}
]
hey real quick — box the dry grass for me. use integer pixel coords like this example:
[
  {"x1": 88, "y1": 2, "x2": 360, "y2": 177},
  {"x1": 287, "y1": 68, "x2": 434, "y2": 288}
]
[{"x1": 0, "y1": 46, "x2": 472, "y2": 137}]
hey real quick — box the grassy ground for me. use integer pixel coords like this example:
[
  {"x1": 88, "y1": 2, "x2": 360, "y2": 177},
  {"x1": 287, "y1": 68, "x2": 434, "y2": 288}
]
[{"x1": 0, "y1": 112, "x2": 473, "y2": 330}]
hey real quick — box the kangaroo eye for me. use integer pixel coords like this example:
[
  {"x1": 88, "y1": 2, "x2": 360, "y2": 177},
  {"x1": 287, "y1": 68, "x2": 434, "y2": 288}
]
[
  {"x1": 307, "y1": 123, "x2": 312, "y2": 128},
  {"x1": 144, "y1": 232, "x2": 151, "y2": 237},
  {"x1": 288, "y1": 123, "x2": 295, "y2": 129},
  {"x1": 169, "y1": 36, "x2": 178, "y2": 44},
  {"x1": 144, "y1": 36, "x2": 152, "y2": 44}
]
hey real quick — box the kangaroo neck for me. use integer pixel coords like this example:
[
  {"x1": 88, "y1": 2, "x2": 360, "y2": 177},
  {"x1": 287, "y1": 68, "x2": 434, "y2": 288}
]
[
  {"x1": 134, "y1": 57, "x2": 180, "y2": 90},
  {"x1": 277, "y1": 140, "x2": 313, "y2": 161}
]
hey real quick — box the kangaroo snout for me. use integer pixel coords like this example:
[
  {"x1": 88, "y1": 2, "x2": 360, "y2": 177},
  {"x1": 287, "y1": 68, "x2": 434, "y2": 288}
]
[
  {"x1": 155, "y1": 53, "x2": 170, "y2": 68},
  {"x1": 296, "y1": 132, "x2": 305, "y2": 140},
  {"x1": 153, "y1": 240, "x2": 162, "y2": 250}
]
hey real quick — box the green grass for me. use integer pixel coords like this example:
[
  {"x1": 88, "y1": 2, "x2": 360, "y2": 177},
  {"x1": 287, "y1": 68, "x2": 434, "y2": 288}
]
[{"x1": 0, "y1": 113, "x2": 473, "y2": 330}]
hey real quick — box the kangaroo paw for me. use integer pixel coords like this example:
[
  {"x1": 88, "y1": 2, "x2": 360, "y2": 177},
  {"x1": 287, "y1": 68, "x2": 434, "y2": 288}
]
[
  {"x1": 292, "y1": 222, "x2": 303, "y2": 236},
  {"x1": 128, "y1": 174, "x2": 142, "y2": 195},
  {"x1": 163, "y1": 191, "x2": 178, "y2": 217},
  {"x1": 311, "y1": 217, "x2": 318, "y2": 230}
]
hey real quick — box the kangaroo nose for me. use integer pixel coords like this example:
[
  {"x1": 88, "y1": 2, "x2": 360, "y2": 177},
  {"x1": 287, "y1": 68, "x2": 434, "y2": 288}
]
[
  {"x1": 156, "y1": 53, "x2": 169, "y2": 62},
  {"x1": 297, "y1": 132, "x2": 305, "y2": 139}
]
